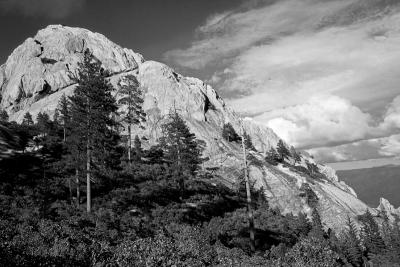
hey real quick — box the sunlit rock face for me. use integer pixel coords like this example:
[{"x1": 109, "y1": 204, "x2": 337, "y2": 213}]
[
  {"x1": 0, "y1": 25, "x2": 377, "y2": 232},
  {"x1": 0, "y1": 25, "x2": 144, "y2": 122},
  {"x1": 377, "y1": 198, "x2": 400, "y2": 221}
]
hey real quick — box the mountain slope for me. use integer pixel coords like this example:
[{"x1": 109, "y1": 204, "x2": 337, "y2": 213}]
[
  {"x1": 0, "y1": 25, "x2": 377, "y2": 231},
  {"x1": 338, "y1": 165, "x2": 400, "y2": 207}
]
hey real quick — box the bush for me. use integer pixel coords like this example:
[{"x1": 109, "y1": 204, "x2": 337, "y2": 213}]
[{"x1": 274, "y1": 237, "x2": 341, "y2": 267}]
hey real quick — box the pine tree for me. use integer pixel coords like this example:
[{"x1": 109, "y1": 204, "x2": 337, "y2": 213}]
[
  {"x1": 68, "y1": 49, "x2": 120, "y2": 212},
  {"x1": 222, "y1": 123, "x2": 240, "y2": 143},
  {"x1": 56, "y1": 94, "x2": 71, "y2": 142},
  {"x1": 36, "y1": 112, "x2": 51, "y2": 135},
  {"x1": 132, "y1": 135, "x2": 143, "y2": 163},
  {"x1": 159, "y1": 111, "x2": 204, "y2": 195},
  {"x1": 305, "y1": 160, "x2": 319, "y2": 175},
  {"x1": 296, "y1": 212, "x2": 312, "y2": 237},
  {"x1": 359, "y1": 209, "x2": 386, "y2": 258},
  {"x1": 309, "y1": 209, "x2": 325, "y2": 240},
  {"x1": 53, "y1": 109, "x2": 60, "y2": 124},
  {"x1": 239, "y1": 121, "x2": 255, "y2": 252},
  {"x1": 117, "y1": 75, "x2": 146, "y2": 165},
  {"x1": 381, "y1": 216, "x2": 400, "y2": 262},
  {"x1": 276, "y1": 139, "x2": 290, "y2": 162},
  {"x1": 0, "y1": 110, "x2": 8, "y2": 122},
  {"x1": 65, "y1": 132, "x2": 85, "y2": 207},
  {"x1": 243, "y1": 131, "x2": 255, "y2": 151},
  {"x1": 290, "y1": 146, "x2": 301, "y2": 164},
  {"x1": 342, "y1": 216, "x2": 364, "y2": 267},
  {"x1": 144, "y1": 145, "x2": 164, "y2": 165},
  {"x1": 22, "y1": 112, "x2": 34, "y2": 126},
  {"x1": 56, "y1": 95, "x2": 74, "y2": 203},
  {"x1": 300, "y1": 183, "x2": 319, "y2": 209}
]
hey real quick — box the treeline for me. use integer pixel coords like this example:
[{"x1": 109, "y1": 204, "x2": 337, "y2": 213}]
[{"x1": 0, "y1": 50, "x2": 399, "y2": 266}]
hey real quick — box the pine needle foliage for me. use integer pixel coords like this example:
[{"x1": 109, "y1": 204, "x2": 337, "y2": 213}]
[
  {"x1": 358, "y1": 209, "x2": 386, "y2": 257},
  {"x1": 68, "y1": 49, "x2": 120, "y2": 212},
  {"x1": 342, "y1": 217, "x2": 364, "y2": 267},
  {"x1": 159, "y1": 111, "x2": 204, "y2": 177},
  {"x1": 117, "y1": 75, "x2": 146, "y2": 164}
]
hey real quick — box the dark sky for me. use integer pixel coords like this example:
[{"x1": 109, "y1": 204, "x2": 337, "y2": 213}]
[{"x1": 0, "y1": 0, "x2": 243, "y2": 65}]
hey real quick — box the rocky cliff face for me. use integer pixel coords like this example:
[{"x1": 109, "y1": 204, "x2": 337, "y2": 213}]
[
  {"x1": 377, "y1": 198, "x2": 400, "y2": 222},
  {"x1": 0, "y1": 25, "x2": 378, "y2": 231}
]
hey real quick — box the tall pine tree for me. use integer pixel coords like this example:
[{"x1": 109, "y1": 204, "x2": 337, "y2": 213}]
[
  {"x1": 117, "y1": 75, "x2": 146, "y2": 165},
  {"x1": 36, "y1": 112, "x2": 51, "y2": 135},
  {"x1": 342, "y1": 216, "x2": 364, "y2": 267},
  {"x1": 56, "y1": 94, "x2": 71, "y2": 142},
  {"x1": 359, "y1": 209, "x2": 386, "y2": 258},
  {"x1": 159, "y1": 111, "x2": 204, "y2": 195},
  {"x1": 68, "y1": 49, "x2": 120, "y2": 212},
  {"x1": 56, "y1": 94, "x2": 75, "y2": 203}
]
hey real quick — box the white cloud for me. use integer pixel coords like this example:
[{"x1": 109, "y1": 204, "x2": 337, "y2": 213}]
[
  {"x1": 308, "y1": 134, "x2": 400, "y2": 163},
  {"x1": 224, "y1": 13, "x2": 400, "y2": 114},
  {"x1": 308, "y1": 138, "x2": 383, "y2": 163},
  {"x1": 380, "y1": 95, "x2": 400, "y2": 131},
  {"x1": 255, "y1": 95, "x2": 373, "y2": 148},
  {"x1": 380, "y1": 134, "x2": 400, "y2": 157},
  {"x1": 165, "y1": 0, "x2": 400, "y2": 161},
  {"x1": 165, "y1": 0, "x2": 356, "y2": 69},
  {"x1": 0, "y1": 0, "x2": 86, "y2": 19}
]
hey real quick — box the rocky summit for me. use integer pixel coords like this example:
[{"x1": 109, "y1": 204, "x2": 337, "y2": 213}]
[{"x1": 0, "y1": 25, "x2": 391, "y2": 231}]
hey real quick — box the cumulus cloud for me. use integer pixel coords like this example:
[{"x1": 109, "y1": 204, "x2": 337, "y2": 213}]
[
  {"x1": 0, "y1": 0, "x2": 86, "y2": 19},
  {"x1": 253, "y1": 95, "x2": 373, "y2": 148}
]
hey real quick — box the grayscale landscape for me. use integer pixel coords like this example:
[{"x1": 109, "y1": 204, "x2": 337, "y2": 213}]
[{"x1": 0, "y1": 0, "x2": 399, "y2": 266}]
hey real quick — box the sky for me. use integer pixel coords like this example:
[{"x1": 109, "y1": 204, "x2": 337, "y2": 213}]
[{"x1": 1, "y1": 0, "x2": 400, "y2": 169}]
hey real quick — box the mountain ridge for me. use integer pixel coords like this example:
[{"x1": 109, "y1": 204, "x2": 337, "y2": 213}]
[{"x1": 0, "y1": 24, "x2": 394, "y2": 231}]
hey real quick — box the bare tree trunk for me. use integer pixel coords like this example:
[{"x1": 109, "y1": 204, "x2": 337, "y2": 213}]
[
  {"x1": 128, "y1": 124, "x2": 131, "y2": 166},
  {"x1": 86, "y1": 95, "x2": 92, "y2": 213},
  {"x1": 177, "y1": 147, "x2": 185, "y2": 201},
  {"x1": 76, "y1": 169, "x2": 80, "y2": 206},
  {"x1": 241, "y1": 122, "x2": 255, "y2": 253},
  {"x1": 68, "y1": 177, "x2": 72, "y2": 204},
  {"x1": 86, "y1": 141, "x2": 91, "y2": 213}
]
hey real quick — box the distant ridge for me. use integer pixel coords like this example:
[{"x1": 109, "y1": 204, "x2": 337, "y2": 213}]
[{"x1": 338, "y1": 165, "x2": 400, "y2": 207}]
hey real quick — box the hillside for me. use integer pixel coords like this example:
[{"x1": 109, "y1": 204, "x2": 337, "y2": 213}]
[
  {"x1": 337, "y1": 165, "x2": 400, "y2": 207},
  {"x1": 0, "y1": 25, "x2": 385, "y2": 231}
]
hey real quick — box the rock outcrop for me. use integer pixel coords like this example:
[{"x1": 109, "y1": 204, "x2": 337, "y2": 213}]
[
  {"x1": 0, "y1": 25, "x2": 144, "y2": 122},
  {"x1": 0, "y1": 25, "x2": 376, "y2": 232},
  {"x1": 377, "y1": 198, "x2": 400, "y2": 221}
]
